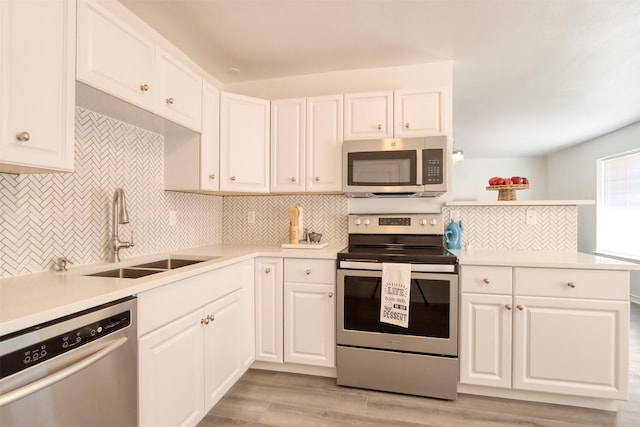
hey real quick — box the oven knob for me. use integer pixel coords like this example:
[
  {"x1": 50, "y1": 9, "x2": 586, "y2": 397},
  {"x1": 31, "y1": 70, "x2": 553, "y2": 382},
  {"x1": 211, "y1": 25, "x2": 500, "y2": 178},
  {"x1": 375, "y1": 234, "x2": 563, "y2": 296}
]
[
  {"x1": 354, "y1": 219, "x2": 362, "y2": 226},
  {"x1": 420, "y1": 218, "x2": 428, "y2": 225},
  {"x1": 429, "y1": 219, "x2": 438, "y2": 226},
  {"x1": 363, "y1": 219, "x2": 371, "y2": 226}
]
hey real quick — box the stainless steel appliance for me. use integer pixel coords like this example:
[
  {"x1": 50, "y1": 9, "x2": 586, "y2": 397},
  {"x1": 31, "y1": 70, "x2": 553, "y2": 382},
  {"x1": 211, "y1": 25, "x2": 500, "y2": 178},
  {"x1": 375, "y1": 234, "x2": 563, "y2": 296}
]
[
  {"x1": 336, "y1": 214, "x2": 459, "y2": 400},
  {"x1": 343, "y1": 136, "x2": 448, "y2": 197},
  {"x1": 0, "y1": 297, "x2": 137, "y2": 426}
]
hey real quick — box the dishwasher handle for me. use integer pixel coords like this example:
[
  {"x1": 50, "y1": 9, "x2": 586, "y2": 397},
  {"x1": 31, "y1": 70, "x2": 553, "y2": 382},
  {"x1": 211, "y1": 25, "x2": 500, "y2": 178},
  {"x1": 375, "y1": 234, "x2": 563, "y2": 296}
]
[{"x1": 0, "y1": 336, "x2": 128, "y2": 408}]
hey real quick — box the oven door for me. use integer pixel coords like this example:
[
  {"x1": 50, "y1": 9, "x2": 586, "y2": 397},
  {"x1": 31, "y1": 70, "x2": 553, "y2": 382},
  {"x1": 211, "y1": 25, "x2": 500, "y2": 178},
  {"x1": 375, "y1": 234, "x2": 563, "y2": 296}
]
[{"x1": 337, "y1": 268, "x2": 458, "y2": 356}]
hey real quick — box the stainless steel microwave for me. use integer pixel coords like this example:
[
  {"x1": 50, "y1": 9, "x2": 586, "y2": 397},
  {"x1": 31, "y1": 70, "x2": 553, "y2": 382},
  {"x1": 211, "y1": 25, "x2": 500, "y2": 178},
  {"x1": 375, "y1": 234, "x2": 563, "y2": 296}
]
[{"x1": 343, "y1": 136, "x2": 448, "y2": 197}]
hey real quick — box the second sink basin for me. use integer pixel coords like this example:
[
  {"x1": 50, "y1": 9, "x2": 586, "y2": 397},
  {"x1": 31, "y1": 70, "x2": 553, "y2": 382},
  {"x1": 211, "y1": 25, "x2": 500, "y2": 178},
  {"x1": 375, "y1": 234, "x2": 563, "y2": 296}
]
[
  {"x1": 131, "y1": 258, "x2": 206, "y2": 270},
  {"x1": 88, "y1": 268, "x2": 165, "y2": 279}
]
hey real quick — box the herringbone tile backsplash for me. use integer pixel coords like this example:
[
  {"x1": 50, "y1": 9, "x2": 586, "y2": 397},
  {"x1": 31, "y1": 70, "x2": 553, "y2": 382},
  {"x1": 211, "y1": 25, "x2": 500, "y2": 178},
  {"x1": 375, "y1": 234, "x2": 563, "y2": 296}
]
[
  {"x1": 0, "y1": 107, "x2": 222, "y2": 278},
  {"x1": 442, "y1": 205, "x2": 577, "y2": 251},
  {"x1": 222, "y1": 195, "x2": 348, "y2": 246}
]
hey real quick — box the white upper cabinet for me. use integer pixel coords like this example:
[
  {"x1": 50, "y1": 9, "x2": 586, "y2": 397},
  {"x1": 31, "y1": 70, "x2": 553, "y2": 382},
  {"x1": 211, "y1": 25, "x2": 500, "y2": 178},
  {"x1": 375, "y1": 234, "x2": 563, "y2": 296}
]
[
  {"x1": 344, "y1": 91, "x2": 393, "y2": 140},
  {"x1": 220, "y1": 92, "x2": 270, "y2": 193},
  {"x1": 77, "y1": 0, "x2": 203, "y2": 132},
  {"x1": 77, "y1": 0, "x2": 155, "y2": 111},
  {"x1": 306, "y1": 95, "x2": 343, "y2": 192},
  {"x1": 394, "y1": 89, "x2": 446, "y2": 137},
  {"x1": 271, "y1": 99, "x2": 306, "y2": 193},
  {"x1": 0, "y1": 0, "x2": 76, "y2": 174},
  {"x1": 199, "y1": 81, "x2": 221, "y2": 192},
  {"x1": 155, "y1": 48, "x2": 203, "y2": 130}
]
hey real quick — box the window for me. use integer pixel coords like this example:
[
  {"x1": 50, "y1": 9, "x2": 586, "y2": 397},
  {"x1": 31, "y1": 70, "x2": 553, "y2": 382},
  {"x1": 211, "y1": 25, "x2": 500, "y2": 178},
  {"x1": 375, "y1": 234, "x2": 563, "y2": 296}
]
[{"x1": 597, "y1": 150, "x2": 640, "y2": 260}]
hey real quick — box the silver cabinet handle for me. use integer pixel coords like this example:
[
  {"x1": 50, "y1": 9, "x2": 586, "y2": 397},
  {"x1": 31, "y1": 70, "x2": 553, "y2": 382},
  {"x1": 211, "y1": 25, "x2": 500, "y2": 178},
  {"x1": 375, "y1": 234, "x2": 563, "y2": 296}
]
[
  {"x1": 265, "y1": 268, "x2": 271, "y2": 273},
  {"x1": 328, "y1": 292, "x2": 334, "y2": 298},
  {"x1": 207, "y1": 314, "x2": 215, "y2": 322},
  {"x1": 230, "y1": 176, "x2": 236, "y2": 181},
  {"x1": 516, "y1": 305, "x2": 524, "y2": 311},
  {"x1": 315, "y1": 177, "x2": 320, "y2": 182},
  {"x1": 482, "y1": 278, "x2": 490, "y2": 284},
  {"x1": 306, "y1": 269, "x2": 311, "y2": 275},
  {"x1": 505, "y1": 304, "x2": 512, "y2": 310},
  {"x1": 405, "y1": 122, "x2": 411, "y2": 129},
  {"x1": 209, "y1": 174, "x2": 216, "y2": 180},
  {"x1": 567, "y1": 282, "x2": 576, "y2": 288},
  {"x1": 139, "y1": 84, "x2": 149, "y2": 92},
  {"x1": 0, "y1": 337, "x2": 127, "y2": 408},
  {"x1": 377, "y1": 124, "x2": 382, "y2": 130},
  {"x1": 291, "y1": 177, "x2": 297, "y2": 182},
  {"x1": 15, "y1": 131, "x2": 30, "y2": 142},
  {"x1": 201, "y1": 317, "x2": 209, "y2": 325},
  {"x1": 166, "y1": 97, "x2": 174, "y2": 105}
]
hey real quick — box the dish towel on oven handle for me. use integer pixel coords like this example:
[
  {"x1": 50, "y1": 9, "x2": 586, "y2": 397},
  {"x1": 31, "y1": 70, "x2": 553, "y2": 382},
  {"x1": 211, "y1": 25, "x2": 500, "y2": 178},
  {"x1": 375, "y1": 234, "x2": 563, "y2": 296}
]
[{"x1": 380, "y1": 262, "x2": 412, "y2": 328}]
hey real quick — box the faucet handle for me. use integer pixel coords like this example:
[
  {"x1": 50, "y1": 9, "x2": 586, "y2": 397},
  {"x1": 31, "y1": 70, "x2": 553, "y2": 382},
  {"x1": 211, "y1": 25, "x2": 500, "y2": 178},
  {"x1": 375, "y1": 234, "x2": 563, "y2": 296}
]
[{"x1": 52, "y1": 256, "x2": 73, "y2": 272}]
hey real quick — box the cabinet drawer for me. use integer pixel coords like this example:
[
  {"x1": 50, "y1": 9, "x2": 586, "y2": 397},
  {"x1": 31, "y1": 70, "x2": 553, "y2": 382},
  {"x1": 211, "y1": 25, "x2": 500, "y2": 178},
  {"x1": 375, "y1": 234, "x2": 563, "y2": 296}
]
[
  {"x1": 461, "y1": 266, "x2": 512, "y2": 294},
  {"x1": 514, "y1": 268, "x2": 629, "y2": 300},
  {"x1": 284, "y1": 258, "x2": 336, "y2": 284}
]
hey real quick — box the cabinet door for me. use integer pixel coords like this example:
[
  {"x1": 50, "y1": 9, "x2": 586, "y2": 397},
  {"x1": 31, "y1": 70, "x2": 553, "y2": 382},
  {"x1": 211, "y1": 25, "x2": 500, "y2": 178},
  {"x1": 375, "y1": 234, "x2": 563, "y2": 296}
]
[
  {"x1": 344, "y1": 91, "x2": 393, "y2": 140},
  {"x1": 459, "y1": 293, "x2": 512, "y2": 388},
  {"x1": 255, "y1": 257, "x2": 284, "y2": 363},
  {"x1": 0, "y1": 0, "x2": 75, "y2": 173},
  {"x1": 155, "y1": 48, "x2": 202, "y2": 131},
  {"x1": 200, "y1": 81, "x2": 220, "y2": 192},
  {"x1": 513, "y1": 296, "x2": 629, "y2": 399},
  {"x1": 394, "y1": 89, "x2": 445, "y2": 137},
  {"x1": 220, "y1": 92, "x2": 270, "y2": 192},
  {"x1": 284, "y1": 282, "x2": 335, "y2": 367},
  {"x1": 77, "y1": 0, "x2": 155, "y2": 111},
  {"x1": 203, "y1": 290, "x2": 243, "y2": 412},
  {"x1": 139, "y1": 310, "x2": 204, "y2": 427},
  {"x1": 271, "y1": 99, "x2": 306, "y2": 192},
  {"x1": 306, "y1": 95, "x2": 343, "y2": 192}
]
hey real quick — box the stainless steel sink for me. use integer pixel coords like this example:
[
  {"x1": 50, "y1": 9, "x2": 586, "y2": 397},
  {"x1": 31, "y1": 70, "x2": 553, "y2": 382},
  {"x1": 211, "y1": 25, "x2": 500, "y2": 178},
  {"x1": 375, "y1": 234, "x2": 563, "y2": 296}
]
[
  {"x1": 85, "y1": 256, "x2": 219, "y2": 279},
  {"x1": 131, "y1": 258, "x2": 207, "y2": 270},
  {"x1": 87, "y1": 268, "x2": 164, "y2": 279}
]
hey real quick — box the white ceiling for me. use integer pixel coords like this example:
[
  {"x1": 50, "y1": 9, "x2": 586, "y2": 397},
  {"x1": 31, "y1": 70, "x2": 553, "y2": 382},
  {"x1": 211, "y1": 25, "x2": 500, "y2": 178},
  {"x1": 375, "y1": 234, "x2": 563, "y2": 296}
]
[{"x1": 119, "y1": 0, "x2": 640, "y2": 158}]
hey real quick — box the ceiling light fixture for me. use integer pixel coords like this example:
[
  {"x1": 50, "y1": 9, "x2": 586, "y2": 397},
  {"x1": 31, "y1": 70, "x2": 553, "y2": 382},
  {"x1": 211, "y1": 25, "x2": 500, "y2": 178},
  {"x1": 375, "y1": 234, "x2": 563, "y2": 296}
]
[
  {"x1": 226, "y1": 67, "x2": 240, "y2": 74},
  {"x1": 452, "y1": 148, "x2": 464, "y2": 164}
]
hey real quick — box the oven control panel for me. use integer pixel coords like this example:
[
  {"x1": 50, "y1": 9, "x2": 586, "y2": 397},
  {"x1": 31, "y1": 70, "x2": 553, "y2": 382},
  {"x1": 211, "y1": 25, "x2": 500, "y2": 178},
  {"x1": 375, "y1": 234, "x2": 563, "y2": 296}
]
[{"x1": 348, "y1": 214, "x2": 443, "y2": 234}]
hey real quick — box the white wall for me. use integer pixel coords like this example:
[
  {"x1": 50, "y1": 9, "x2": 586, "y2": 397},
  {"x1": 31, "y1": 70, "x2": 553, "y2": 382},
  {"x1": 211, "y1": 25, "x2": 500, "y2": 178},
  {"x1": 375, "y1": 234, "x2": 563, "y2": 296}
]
[
  {"x1": 546, "y1": 121, "x2": 640, "y2": 300},
  {"x1": 451, "y1": 157, "x2": 547, "y2": 201}
]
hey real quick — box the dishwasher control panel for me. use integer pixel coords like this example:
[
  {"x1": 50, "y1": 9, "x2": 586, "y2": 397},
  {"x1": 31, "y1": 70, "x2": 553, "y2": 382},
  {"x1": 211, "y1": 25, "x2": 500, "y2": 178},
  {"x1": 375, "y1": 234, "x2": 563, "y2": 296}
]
[{"x1": 0, "y1": 311, "x2": 131, "y2": 380}]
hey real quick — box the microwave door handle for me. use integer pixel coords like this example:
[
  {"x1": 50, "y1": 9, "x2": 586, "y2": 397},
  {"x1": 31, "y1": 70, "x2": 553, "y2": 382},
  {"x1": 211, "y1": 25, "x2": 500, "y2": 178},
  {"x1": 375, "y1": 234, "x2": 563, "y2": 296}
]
[{"x1": 416, "y1": 149, "x2": 423, "y2": 185}]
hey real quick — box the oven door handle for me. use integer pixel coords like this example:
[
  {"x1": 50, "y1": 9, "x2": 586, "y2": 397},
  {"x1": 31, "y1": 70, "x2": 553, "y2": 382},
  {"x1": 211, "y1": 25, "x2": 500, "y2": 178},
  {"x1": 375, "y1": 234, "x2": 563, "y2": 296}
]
[
  {"x1": 339, "y1": 261, "x2": 456, "y2": 273},
  {"x1": 0, "y1": 336, "x2": 128, "y2": 408}
]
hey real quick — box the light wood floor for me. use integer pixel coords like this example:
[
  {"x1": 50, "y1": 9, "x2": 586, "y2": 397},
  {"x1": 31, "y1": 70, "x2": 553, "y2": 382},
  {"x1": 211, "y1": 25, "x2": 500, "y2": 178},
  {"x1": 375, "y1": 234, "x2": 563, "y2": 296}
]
[{"x1": 199, "y1": 303, "x2": 640, "y2": 427}]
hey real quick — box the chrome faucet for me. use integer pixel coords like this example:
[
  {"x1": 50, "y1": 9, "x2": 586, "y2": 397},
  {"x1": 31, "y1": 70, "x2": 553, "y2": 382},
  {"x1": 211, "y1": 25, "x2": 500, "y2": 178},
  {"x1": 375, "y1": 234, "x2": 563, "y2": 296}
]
[{"x1": 110, "y1": 188, "x2": 134, "y2": 262}]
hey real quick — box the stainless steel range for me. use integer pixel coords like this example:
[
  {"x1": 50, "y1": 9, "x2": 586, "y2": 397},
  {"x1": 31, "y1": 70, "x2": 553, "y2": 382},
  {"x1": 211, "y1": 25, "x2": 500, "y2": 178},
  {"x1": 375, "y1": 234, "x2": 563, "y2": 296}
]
[{"x1": 336, "y1": 213, "x2": 459, "y2": 400}]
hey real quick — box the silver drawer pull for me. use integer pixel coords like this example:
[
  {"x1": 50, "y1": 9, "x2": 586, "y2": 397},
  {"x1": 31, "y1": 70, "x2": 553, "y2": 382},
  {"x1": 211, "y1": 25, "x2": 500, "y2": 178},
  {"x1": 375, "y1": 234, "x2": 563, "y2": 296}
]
[
  {"x1": 201, "y1": 318, "x2": 209, "y2": 325},
  {"x1": 166, "y1": 97, "x2": 174, "y2": 105},
  {"x1": 505, "y1": 304, "x2": 512, "y2": 310},
  {"x1": 482, "y1": 278, "x2": 490, "y2": 284},
  {"x1": 16, "y1": 131, "x2": 30, "y2": 142},
  {"x1": 306, "y1": 269, "x2": 311, "y2": 275},
  {"x1": 139, "y1": 84, "x2": 149, "y2": 92},
  {"x1": 207, "y1": 314, "x2": 215, "y2": 322},
  {"x1": 516, "y1": 305, "x2": 524, "y2": 311},
  {"x1": 567, "y1": 282, "x2": 576, "y2": 288},
  {"x1": 377, "y1": 124, "x2": 382, "y2": 130},
  {"x1": 328, "y1": 292, "x2": 334, "y2": 298},
  {"x1": 208, "y1": 174, "x2": 216, "y2": 180},
  {"x1": 265, "y1": 268, "x2": 271, "y2": 274}
]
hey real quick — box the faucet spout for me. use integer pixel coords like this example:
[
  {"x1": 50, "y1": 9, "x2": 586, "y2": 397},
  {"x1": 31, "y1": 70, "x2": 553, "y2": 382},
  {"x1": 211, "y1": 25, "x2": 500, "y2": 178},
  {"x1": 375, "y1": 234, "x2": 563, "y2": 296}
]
[{"x1": 111, "y1": 188, "x2": 134, "y2": 262}]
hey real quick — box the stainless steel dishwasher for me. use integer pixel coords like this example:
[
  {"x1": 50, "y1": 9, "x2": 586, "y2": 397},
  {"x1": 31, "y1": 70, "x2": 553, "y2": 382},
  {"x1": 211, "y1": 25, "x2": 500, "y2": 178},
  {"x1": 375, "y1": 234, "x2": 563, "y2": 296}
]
[{"x1": 0, "y1": 296, "x2": 137, "y2": 427}]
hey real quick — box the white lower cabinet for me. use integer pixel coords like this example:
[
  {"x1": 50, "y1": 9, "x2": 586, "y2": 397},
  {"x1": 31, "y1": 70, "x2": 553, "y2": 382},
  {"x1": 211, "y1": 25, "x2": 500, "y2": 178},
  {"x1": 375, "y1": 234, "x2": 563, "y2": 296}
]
[
  {"x1": 254, "y1": 257, "x2": 336, "y2": 369},
  {"x1": 255, "y1": 257, "x2": 284, "y2": 363},
  {"x1": 138, "y1": 261, "x2": 254, "y2": 427},
  {"x1": 460, "y1": 265, "x2": 630, "y2": 402},
  {"x1": 283, "y1": 281, "x2": 335, "y2": 367},
  {"x1": 283, "y1": 258, "x2": 336, "y2": 368},
  {"x1": 139, "y1": 309, "x2": 205, "y2": 427}
]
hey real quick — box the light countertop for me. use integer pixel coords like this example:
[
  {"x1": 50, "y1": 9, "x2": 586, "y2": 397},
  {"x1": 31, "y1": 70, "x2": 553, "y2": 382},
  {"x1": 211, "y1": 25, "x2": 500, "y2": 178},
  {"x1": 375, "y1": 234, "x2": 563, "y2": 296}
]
[
  {"x1": 451, "y1": 249, "x2": 640, "y2": 270},
  {"x1": 0, "y1": 243, "x2": 343, "y2": 336}
]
